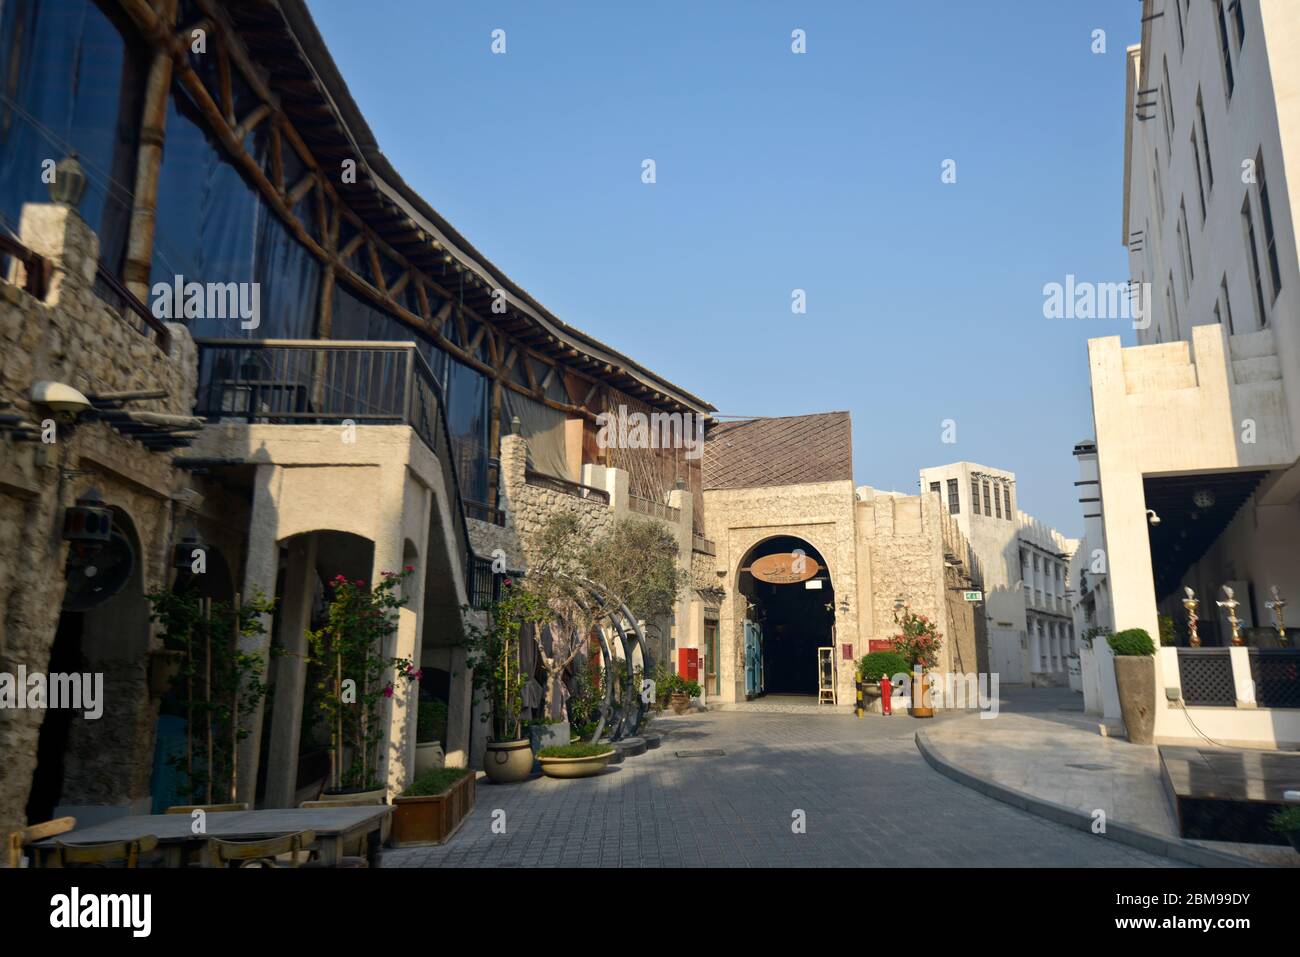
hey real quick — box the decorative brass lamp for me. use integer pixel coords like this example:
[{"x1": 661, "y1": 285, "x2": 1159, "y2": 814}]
[
  {"x1": 1265, "y1": 586, "x2": 1288, "y2": 646},
  {"x1": 1217, "y1": 585, "x2": 1244, "y2": 647},
  {"x1": 1182, "y1": 586, "x2": 1201, "y2": 647}
]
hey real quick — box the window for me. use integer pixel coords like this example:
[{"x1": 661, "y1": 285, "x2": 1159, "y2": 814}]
[
  {"x1": 1004, "y1": 486, "x2": 1011, "y2": 520},
  {"x1": 1256, "y1": 151, "x2": 1282, "y2": 299},
  {"x1": 947, "y1": 478, "x2": 959, "y2": 515},
  {"x1": 1219, "y1": 275, "x2": 1235, "y2": 335},
  {"x1": 1215, "y1": 1, "x2": 1235, "y2": 100},
  {"x1": 1243, "y1": 196, "x2": 1268, "y2": 327},
  {"x1": 1190, "y1": 134, "x2": 1207, "y2": 222},
  {"x1": 971, "y1": 479, "x2": 981, "y2": 516},
  {"x1": 1231, "y1": 0, "x2": 1246, "y2": 49},
  {"x1": 1162, "y1": 57, "x2": 1176, "y2": 151},
  {"x1": 1196, "y1": 92, "x2": 1214, "y2": 190},
  {"x1": 1179, "y1": 198, "x2": 1194, "y2": 288},
  {"x1": 994, "y1": 483, "x2": 1002, "y2": 519},
  {"x1": 982, "y1": 481, "x2": 992, "y2": 517},
  {"x1": 1166, "y1": 273, "x2": 1180, "y2": 341},
  {"x1": 1174, "y1": 0, "x2": 1186, "y2": 52},
  {"x1": 929, "y1": 481, "x2": 940, "y2": 496},
  {"x1": 1152, "y1": 150, "x2": 1166, "y2": 222}
]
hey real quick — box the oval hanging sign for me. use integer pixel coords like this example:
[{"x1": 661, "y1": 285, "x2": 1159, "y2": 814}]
[{"x1": 750, "y1": 552, "x2": 820, "y2": 584}]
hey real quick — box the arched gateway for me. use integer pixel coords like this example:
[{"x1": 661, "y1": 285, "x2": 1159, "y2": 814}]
[{"x1": 735, "y1": 536, "x2": 835, "y2": 700}]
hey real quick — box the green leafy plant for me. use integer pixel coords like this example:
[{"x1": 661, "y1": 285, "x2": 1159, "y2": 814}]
[
  {"x1": 659, "y1": 671, "x2": 700, "y2": 698},
  {"x1": 890, "y1": 606, "x2": 942, "y2": 669},
  {"x1": 464, "y1": 579, "x2": 546, "y2": 742},
  {"x1": 1080, "y1": 625, "x2": 1110, "y2": 648},
  {"x1": 1269, "y1": 806, "x2": 1300, "y2": 834},
  {"x1": 1107, "y1": 628, "x2": 1156, "y2": 656},
  {"x1": 306, "y1": 568, "x2": 417, "y2": 792},
  {"x1": 401, "y1": 766, "x2": 471, "y2": 798},
  {"x1": 536, "y1": 743, "x2": 614, "y2": 759},
  {"x1": 1158, "y1": 615, "x2": 1177, "y2": 646},
  {"x1": 416, "y1": 697, "x2": 447, "y2": 745},
  {"x1": 857, "y1": 650, "x2": 909, "y2": 682},
  {"x1": 148, "y1": 587, "x2": 275, "y2": 805}
]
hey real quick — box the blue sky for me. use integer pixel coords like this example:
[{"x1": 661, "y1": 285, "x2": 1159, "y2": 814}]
[{"x1": 308, "y1": 0, "x2": 1140, "y2": 535}]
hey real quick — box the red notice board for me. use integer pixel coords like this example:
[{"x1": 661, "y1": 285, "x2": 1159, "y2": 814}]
[
  {"x1": 678, "y1": 648, "x2": 699, "y2": 682},
  {"x1": 868, "y1": 639, "x2": 896, "y2": 653}
]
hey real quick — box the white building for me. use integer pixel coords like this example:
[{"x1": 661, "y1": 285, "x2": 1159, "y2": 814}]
[
  {"x1": 1079, "y1": 0, "x2": 1300, "y2": 747},
  {"x1": 920, "y1": 462, "x2": 1077, "y2": 686}
]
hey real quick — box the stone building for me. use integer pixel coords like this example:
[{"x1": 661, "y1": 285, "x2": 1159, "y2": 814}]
[
  {"x1": 699, "y1": 414, "x2": 985, "y2": 709},
  {"x1": 1073, "y1": 0, "x2": 1300, "y2": 747},
  {"x1": 919, "y1": 461, "x2": 1077, "y2": 686},
  {"x1": 0, "y1": 0, "x2": 711, "y2": 831}
]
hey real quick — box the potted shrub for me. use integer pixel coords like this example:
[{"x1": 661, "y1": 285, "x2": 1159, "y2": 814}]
[
  {"x1": 414, "y1": 697, "x2": 447, "y2": 776},
  {"x1": 307, "y1": 569, "x2": 418, "y2": 800},
  {"x1": 390, "y1": 766, "x2": 475, "y2": 847},
  {"x1": 890, "y1": 606, "x2": 942, "y2": 718},
  {"x1": 1269, "y1": 806, "x2": 1300, "y2": 854},
  {"x1": 660, "y1": 672, "x2": 699, "y2": 714},
  {"x1": 1107, "y1": 628, "x2": 1157, "y2": 744},
  {"x1": 465, "y1": 580, "x2": 543, "y2": 784},
  {"x1": 536, "y1": 742, "x2": 615, "y2": 779},
  {"x1": 857, "y1": 650, "x2": 908, "y2": 707}
]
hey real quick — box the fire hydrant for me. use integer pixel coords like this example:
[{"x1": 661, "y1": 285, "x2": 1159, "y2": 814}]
[{"x1": 880, "y1": 675, "x2": 892, "y2": 716}]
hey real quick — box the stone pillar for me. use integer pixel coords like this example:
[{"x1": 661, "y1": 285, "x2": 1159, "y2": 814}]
[
  {"x1": 236, "y1": 464, "x2": 281, "y2": 806},
  {"x1": 264, "y1": 533, "x2": 317, "y2": 808}
]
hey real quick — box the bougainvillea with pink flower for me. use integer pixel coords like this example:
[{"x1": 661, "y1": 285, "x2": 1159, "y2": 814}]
[
  {"x1": 307, "y1": 567, "x2": 418, "y2": 791},
  {"x1": 890, "y1": 605, "x2": 943, "y2": 670}
]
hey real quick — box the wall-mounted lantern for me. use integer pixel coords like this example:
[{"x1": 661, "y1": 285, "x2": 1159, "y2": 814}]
[
  {"x1": 48, "y1": 152, "x2": 88, "y2": 208},
  {"x1": 62, "y1": 488, "x2": 113, "y2": 564}
]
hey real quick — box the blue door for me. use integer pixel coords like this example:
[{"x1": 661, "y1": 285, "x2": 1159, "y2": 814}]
[{"x1": 744, "y1": 621, "x2": 764, "y2": 697}]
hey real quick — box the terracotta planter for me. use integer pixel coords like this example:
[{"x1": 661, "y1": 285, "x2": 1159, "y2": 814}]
[
  {"x1": 483, "y1": 738, "x2": 533, "y2": 784},
  {"x1": 414, "y1": 741, "x2": 444, "y2": 777},
  {"x1": 390, "y1": 773, "x2": 476, "y2": 847},
  {"x1": 910, "y1": 668, "x2": 934, "y2": 718},
  {"x1": 538, "y1": 750, "x2": 614, "y2": 779},
  {"x1": 670, "y1": 692, "x2": 691, "y2": 715},
  {"x1": 1114, "y1": 655, "x2": 1156, "y2": 744}
]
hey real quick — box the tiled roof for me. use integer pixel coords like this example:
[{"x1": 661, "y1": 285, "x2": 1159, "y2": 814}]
[{"x1": 703, "y1": 412, "x2": 853, "y2": 490}]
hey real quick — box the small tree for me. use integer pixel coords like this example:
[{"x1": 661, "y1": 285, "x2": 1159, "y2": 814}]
[
  {"x1": 464, "y1": 579, "x2": 545, "y2": 742},
  {"x1": 306, "y1": 568, "x2": 418, "y2": 792},
  {"x1": 525, "y1": 513, "x2": 686, "y2": 720}
]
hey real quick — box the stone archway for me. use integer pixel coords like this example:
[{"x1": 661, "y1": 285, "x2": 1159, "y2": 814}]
[
  {"x1": 28, "y1": 507, "x2": 152, "y2": 824},
  {"x1": 733, "y1": 535, "x2": 835, "y2": 700}
]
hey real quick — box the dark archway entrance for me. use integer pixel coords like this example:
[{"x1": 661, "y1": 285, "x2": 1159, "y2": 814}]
[{"x1": 737, "y1": 536, "x2": 835, "y2": 698}]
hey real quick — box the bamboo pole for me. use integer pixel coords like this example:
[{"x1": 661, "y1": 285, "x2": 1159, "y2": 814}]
[
  {"x1": 203, "y1": 597, "x2": 213, "y2": 805},
  {"x1": 230, "y1": 591, "x2": 240, "y2": 804},
  {"x1": 185, "y1": 616, "x2": 193, "y2": 799},
  {"x1": 121, "y1": 0, "x2": 177, "y2": 302},
  {"x1": 333, "y1": 652, "x2": 342, "y2": 792}
]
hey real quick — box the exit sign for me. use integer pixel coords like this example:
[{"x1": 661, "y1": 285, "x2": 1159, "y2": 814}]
[{"x1": 962, "y1": 590, "x2": 983, "y2": 602}]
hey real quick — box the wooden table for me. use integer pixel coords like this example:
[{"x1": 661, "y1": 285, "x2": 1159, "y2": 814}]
[{"x1": 31, "y1": 806, "x2": 393, "y2": 868}]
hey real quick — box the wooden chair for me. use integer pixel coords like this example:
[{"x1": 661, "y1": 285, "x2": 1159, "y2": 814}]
[
  {"x1": 205, "y1": 830, "x2": 317, "y2": 868},
  {"x1": 47, "y1": 835, "x2": 159, "y2": 868},
  {"x1": 300, "y1": 796, "x2": 390, "y2": 848},
  {"x1": 164, "y1": 803, "x2": 249, "y2": 814},
  {"x1": 3, "y1": 817, "x2": 75, "y2": 868}
]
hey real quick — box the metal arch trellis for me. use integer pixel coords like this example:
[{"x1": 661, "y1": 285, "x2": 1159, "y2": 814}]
[{"x1": 561, "y1": 576, "x2": 653, "y2": 744}]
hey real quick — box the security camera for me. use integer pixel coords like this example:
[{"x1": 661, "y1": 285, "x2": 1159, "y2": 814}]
[{"x1": 1146, "y1": 509, "x2": 1161, "y2": 527}]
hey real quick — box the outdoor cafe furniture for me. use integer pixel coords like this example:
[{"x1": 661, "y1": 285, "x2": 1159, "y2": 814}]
[
  {"x1": 29, "y1": 805, "x2": 392, "y2": 868},
  {"x1": 45, "y1": 836, "x2": 159, "y2": 868}
]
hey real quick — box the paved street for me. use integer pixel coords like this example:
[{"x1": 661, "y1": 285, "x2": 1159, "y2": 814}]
[{"x1": 384, "y1": 707, "x2": 1176, "y2": 867}]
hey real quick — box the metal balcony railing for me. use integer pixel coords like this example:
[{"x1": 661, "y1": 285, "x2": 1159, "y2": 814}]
[{"x1": 193, "y1": 338, "x2": 483, "y2": 604}]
